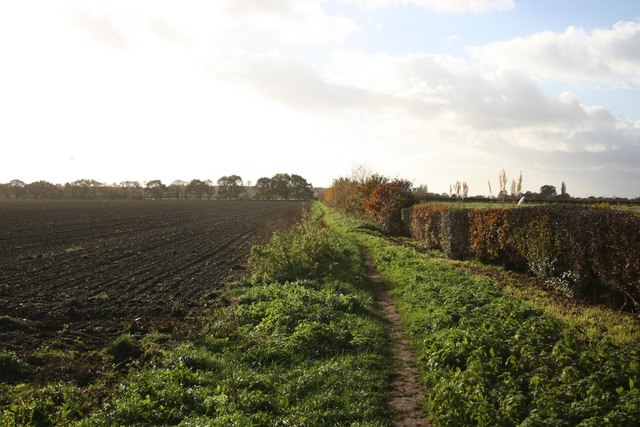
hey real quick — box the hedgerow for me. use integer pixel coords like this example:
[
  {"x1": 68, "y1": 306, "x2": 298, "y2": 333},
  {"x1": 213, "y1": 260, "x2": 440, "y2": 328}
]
[
  {"x1": 406, "y1": 203, "x2": 640, "y2": 309},
  {"x1": 325, "y1": 207, "x2": 640, "y2": 426}
]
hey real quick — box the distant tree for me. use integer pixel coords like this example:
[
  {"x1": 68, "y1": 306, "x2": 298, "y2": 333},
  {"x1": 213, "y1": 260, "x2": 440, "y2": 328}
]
[
  {"x1": 539, "y1": 185, "x2": 557, "y2": 198},
  {"x1": 244, "y1": 180, "x2": 253, "y2": 199},
  {"x1": 186, "y1": 179, "x2": 213, "y2": 200},
  {"x1": 145, "y1": 180, "x2": 166, "y2": 199},
  {"x1": 414, "y1": 184, "x2": 429, "y2": 197},
  {"x1": 217, "y1": 175, "x2": 244, "y2": 199},
  {"x1": 119, "y1": 181, "x2": 142, "y2": 200},
  {"x1": 168, "y1": 180, "x2": 188, "y2": 200},
  {"x1": 255, "y1": 177, "x2": 275, "y2": 200},
  {"x1": 67, "y1": 179, "x2": 104, "y2": 199},
  {"x1": 288, "y1": 174, "x2": 313, "y2": 200},
  {"x1": 8, "y1": 179, "x2": 26, "y2": 199},
  {"x1": 270, "y1": 173, "x2": 292, "y2": 200},
  {"x1": 254, "y1": 174, "x2": 313, "y2": 200},
  {"x1": 26, "y1": 180, "x2": 62, "y2": 199},
  {"x1": 558, "y1": 181, "x2": 571, "y2": 199}
]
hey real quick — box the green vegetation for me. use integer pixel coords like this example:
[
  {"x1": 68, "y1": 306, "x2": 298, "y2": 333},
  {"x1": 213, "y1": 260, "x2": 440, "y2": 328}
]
[
  {"x1": 5, "y1": 198, "x2": 638, "y2": 425},
  {"x1": 407, "y1": 203, "x2": 640, "y2": 310},
  {"x1": 82, "y1": 207, "x2": 390, "y2": 425},
  {"x1": 1, "y1": 205, "x2": 391, "y2": 425},
  {"x1": 325, "y1": 206, "x2": 640, "y2": 426},
  {"x1": 446, "y1": 259, "x2": 640, "y2": 348}
]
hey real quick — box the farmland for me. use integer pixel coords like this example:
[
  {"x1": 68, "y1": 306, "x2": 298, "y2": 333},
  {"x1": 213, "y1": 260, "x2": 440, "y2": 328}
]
[
  {"x1": 2, "y1": 198, "x2": 639, "y2": 424},
  {"x1": 0, "y1": 200, "x2": 304, "y2": 369}
]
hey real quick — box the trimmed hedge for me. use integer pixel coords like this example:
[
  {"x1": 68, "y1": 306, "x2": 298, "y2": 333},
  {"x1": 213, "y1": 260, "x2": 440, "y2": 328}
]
[{"x1": 405, "y1": 204, "x2": 640, "y2": 310}]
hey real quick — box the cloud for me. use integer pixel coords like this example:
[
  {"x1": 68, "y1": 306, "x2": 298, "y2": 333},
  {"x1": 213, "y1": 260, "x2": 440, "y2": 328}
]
[
  {"x1": 217, "y1": 49, "x2": 640, "y2": 163},
  {"x1": 226, "y1": 0, "x2": 310, "y2": 16},
  {"x1": 340, "y1": 0, "x2": 514, "y2": 14},
  {"x1": 225, "y1": 0, "x2": 360, "y2": 44},
  {"x1": 212, "y1": 52, "x2": 420, "y2": 116},
  {"x1": 150, "y1": 18, "x2": 195, "y2": 46},
  {"x1": 69, "y1": 8, "x2": 127, "y2": 49},
  {"x1": 467, "y1": 21, "x2": 640, "y2": 85}
]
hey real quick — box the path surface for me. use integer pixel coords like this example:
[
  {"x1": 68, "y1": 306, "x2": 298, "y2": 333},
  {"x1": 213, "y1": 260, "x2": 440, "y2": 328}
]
[{"x1": 361, "y1": 249, "x2": 431, "y2": 427}]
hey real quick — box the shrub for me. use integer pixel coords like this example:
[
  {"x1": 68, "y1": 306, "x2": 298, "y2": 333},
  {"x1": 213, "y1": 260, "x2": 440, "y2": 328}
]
[
  {"x1": 362, "y1": 179, "x2": 415, "y2": 235},
  {"x1": 321, "y1": 177, "x2": 357, "y2": 212},
  {"x1": 248, "y1": 212, "x2": 360, "y2": 283}
]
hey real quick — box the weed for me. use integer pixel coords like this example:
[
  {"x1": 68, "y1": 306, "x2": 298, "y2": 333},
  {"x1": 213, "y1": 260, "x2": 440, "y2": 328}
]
[
  {"x1": 108, "y1": 334, "x2": 143, "y2": 364},
  {"x1": 0, "y1": 351, "x2": 27, "y2": 382}
]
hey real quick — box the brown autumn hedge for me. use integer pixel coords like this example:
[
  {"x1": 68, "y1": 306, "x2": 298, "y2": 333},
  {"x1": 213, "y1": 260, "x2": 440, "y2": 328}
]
[
  {"x1": 362, "y1": 179, "x2": 414, "y2": 235},
  {"x1": 406, "y1": 204, "x2": 640, "y2": 310}
]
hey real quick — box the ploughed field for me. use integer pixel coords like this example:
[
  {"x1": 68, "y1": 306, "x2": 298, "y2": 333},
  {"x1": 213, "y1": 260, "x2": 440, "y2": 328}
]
[{"x1": 0, "y1": 200, "x2": 303, "y2": 358}]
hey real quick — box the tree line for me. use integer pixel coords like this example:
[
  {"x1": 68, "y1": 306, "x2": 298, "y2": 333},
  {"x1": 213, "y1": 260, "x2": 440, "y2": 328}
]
[{"x1": 0, "y1": 174, "x2": 314, "y2": 201}]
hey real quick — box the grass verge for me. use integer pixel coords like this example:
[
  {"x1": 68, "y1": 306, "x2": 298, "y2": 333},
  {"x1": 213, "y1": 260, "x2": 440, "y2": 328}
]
[
  {"x1": 324, "y1": 206, "x2": 640, "y2": 426},
  {"x1": 0, "y1": 204, "x2": 392, "y2": 426}
]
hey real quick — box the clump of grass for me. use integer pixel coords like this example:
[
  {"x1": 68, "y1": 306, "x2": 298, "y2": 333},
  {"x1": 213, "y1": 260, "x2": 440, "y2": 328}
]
[
  {"x1": 248, "y1": 207, "x2": 360, "y2": 284},
  {"x1": 108, "y1": 334, "x2": 143, "y2": 364},
  {"x1": 0, "y1": 350, "x2": 27, "y2": 382}
]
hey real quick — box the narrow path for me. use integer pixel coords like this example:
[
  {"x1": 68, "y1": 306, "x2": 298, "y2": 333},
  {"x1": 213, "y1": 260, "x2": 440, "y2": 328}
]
[{"x1": 361, "y1": 248, "x2": 431, "y2": 427}]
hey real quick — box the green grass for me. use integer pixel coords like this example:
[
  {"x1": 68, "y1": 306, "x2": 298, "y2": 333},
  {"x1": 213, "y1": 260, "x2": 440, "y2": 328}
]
[
  {"x1": 445, "y1": 259, "x2": 640, "y2": 348},
  {"x1": 324, "y1": 205, "x2": 640, "y2": 426},
  {"x1": 80, "y1": 206, "x2": 391, "y2": 425},
  {"x1": 2, "y1": 205, "x2": 393, "y2": 425}
]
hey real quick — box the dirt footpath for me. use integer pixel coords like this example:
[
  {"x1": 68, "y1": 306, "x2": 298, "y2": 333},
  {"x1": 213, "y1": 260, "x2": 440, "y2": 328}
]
[{"x1": 361, "y1": 249, "x2": 431, "y2": 427}]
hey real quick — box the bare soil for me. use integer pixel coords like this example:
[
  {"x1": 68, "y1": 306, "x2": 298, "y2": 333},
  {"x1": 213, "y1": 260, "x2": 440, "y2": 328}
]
[
  {"x1": 361, "y1": 249, "x2": 431, "y2": 427},
  {"x1": 0, "y1": 199, "x2": 303, "y2": 383}
]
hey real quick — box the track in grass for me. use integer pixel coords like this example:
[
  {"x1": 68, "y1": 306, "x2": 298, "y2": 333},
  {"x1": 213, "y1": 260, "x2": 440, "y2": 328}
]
[{"x1": 362, "y1": 249, "x2": 431, "y2": 427}]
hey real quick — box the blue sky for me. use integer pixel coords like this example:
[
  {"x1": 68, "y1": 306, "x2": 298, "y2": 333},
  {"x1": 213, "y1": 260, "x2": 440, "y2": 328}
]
[{"x1": 1, "y1": 0, "x2": 639, "y2": 197}]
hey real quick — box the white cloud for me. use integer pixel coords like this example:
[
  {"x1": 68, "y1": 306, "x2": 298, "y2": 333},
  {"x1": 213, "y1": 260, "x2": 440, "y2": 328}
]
[
  {"x1": 218, "y1": 51, "x2": 640, "y2": 164},
  {"x1": 69, "y1": 8, "x2": 127, "y2": 49},
  {"x1": 467, "y1": 21, "x2": 640, "y2": 85},
  {"x1": 341, "y1": 0, "x2": 514, "y2": 14},
  {"x1": 226, "y1": 0, "x2": 360, "y2": 44},
  {"x1": 212, "y1": 51, "x2": 409, "y2": 116}
]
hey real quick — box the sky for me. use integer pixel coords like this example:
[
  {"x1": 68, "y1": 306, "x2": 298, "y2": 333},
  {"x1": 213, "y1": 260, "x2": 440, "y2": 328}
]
[{"x1": 1, "y1": 0, "x2": 639, "y2": 197}]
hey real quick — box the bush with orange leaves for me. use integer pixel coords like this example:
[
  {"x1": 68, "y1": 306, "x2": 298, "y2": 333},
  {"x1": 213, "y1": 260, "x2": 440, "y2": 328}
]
[{"x1": 362, "y1": 179, "x2": 415, "y2": 235}]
